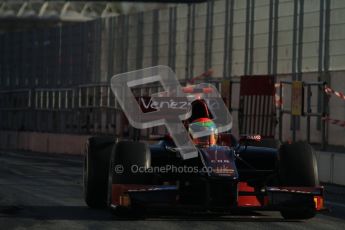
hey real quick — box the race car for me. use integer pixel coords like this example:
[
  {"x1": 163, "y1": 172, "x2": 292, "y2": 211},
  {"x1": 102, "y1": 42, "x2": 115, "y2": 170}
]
[{"x1": 83, "y1": 99, "x2": 325, "y2": 220}]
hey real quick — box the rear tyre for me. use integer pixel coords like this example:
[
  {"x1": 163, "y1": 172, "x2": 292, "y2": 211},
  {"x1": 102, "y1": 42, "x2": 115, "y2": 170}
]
[
  {"x1": 84, "y1": 136, "x2": 115, "y2": 209},
  {"x1": 278, "y1": 141, "x2": 319, "y2": 220}
]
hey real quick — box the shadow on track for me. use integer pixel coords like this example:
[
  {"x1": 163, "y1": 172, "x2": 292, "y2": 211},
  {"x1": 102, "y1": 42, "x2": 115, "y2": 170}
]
[{"x1": 0, "y1": 205, "x2": 301, "y2": 222}]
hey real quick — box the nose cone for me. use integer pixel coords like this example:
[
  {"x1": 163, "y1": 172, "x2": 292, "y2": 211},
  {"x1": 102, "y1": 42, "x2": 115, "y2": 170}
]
[{"x1": 201, "y1": 146, "x2": 238, "y2": 178}]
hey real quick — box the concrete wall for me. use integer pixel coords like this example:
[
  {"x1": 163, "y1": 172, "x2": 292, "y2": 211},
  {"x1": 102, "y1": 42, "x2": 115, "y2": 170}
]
[
  {"x1": 0, "y1": 131, "x2": 89, "y2": 155},
  {"x1": 116, "y1": 0, "x2": 345, "y2": 77},
  {"x1": 328, "y1": 71, "x2": 345, "y2": 146},
  {"x1": 316, "y1": 151, "x2": 345, "y2": 186},
  {"x1": 98, "y1": 0, "x2": 345, "y2": 147}
]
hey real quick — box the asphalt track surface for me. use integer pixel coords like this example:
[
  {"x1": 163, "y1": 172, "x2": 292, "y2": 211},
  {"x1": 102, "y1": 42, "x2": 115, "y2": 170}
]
[{"x1": 0, "y1": 150, "x2": 344, "y2": 230}]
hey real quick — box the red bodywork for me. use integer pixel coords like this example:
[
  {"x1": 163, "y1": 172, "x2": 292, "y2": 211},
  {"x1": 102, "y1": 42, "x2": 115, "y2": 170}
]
[{"x1": 111, "y1": 182, "x2": 325, "y2": 212}]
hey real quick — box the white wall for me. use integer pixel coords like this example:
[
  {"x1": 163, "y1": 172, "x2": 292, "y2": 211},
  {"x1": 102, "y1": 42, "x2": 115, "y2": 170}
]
[
  {"x1": 330, "y1": 0, "x2": 345, "y2": 70},
  {"x1": 317, "y1": 151, "x2": 345, "y2": 186}
]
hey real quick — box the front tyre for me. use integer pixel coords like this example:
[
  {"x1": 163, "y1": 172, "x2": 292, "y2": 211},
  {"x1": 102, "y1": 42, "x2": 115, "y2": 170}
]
[
  {"x1": 84, "y1": 136, "x2": 115, "y2": 209},
  {"x1": 278, "y1": 141, "x2": 319, "y2": 220},
  {"x1": 109, "y1": 141, "x2": 151, "y2": 216}
]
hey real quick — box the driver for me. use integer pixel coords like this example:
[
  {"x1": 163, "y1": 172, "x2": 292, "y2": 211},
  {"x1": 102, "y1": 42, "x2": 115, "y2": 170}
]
[{"x1": 188, "y1": 118, "x2": 218, "y2": 147}]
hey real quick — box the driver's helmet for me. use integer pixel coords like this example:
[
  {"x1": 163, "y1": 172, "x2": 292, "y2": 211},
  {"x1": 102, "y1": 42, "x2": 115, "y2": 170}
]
[{"x1": 188, "y1": 118, "x2": 218, "y2": 147}]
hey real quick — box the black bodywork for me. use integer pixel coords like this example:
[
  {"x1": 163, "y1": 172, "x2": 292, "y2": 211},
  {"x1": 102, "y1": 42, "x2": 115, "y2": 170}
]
[{"x1": 125, "y1": 137, "x2": 280, "y2": 209}]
